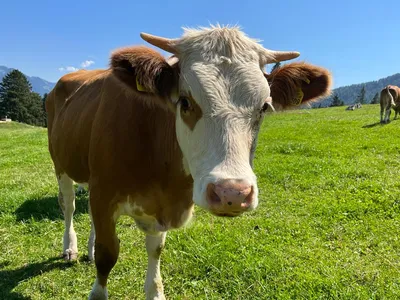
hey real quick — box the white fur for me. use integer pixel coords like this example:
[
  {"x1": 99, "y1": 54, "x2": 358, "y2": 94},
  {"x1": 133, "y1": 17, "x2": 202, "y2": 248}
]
[
  {"x1": 88, "y1": 201, "x2": 96, "y2": 262},
  {"x1": 174, "y1": 26, "x2": 270, "y2": 210},
  {"x1": 145, "y1": 233, "x2": 167, "y2": 300},
  {"x1": 58, "y1": 173, "x2": 78, "y2": 260},
  {"x1": 113, "y1": 200, "x2": 168, "y2": 235},
  {"x1": 179, "y1": 206, "x2": 194, "y2": 228},
  {"x1": 89, "y1": 279, "x2": 108, "y2": 300}
]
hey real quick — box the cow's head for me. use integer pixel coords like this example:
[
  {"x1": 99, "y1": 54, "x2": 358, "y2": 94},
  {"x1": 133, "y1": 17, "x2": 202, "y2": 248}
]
[{"x1": 110, "y1": 25, "x2": 332, "y2": 217}]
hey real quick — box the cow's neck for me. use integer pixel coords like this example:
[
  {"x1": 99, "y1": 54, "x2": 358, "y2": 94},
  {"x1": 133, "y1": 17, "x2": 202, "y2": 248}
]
[{"x1": 106, "y1": 91, "x2": 194, "y2": 229}]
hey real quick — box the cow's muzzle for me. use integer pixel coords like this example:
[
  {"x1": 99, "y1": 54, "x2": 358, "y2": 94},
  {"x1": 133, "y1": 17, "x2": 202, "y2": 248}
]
[{"x1": 206, "y1": 179, "x2": 254, "y2": 217}]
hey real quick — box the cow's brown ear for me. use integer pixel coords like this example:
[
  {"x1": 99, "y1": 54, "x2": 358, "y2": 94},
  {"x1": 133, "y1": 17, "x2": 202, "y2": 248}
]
[
  {"x1": 110, "y1": 46, "x2": 176, "y2": 97},
  {"x1": 265, "y1": 62, "x2": 332, "y2": 110}
]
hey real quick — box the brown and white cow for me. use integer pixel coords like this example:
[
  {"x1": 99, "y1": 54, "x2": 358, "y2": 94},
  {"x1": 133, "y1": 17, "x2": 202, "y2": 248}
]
[
  {"x1": 380, "y1": 85, "x2": 400, "y2": 123},
  {"x1": 46, "y1": 25, "x2": 332, "y2": 300}
]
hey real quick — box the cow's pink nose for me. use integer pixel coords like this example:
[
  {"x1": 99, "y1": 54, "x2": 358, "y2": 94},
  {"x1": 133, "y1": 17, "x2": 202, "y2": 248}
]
[{"x1": 206, "y1": 179, "x2": 254, "y2": 216}]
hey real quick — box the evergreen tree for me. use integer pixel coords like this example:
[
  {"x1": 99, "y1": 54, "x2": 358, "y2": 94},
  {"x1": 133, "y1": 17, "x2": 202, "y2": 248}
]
[
  {"x1": 0, "y1": 70, "x2": 32, "y2": 122},
  {"x1": 42, "y1": 93, "x2": 48, "y2": 127},
  {"x1": 370, "y1": 92, "x2": 380, "y2": 104},
  {"x1": 27, "y1": 92, "x2": 47, "y2": 126},
  {"x1": 0, "y1": 69, "x2": 47, "y2": 126},
  {"x1": 330, "y1": 93, "x2": 344, "y2": 107},
  {"x1": 356, "y1": 85, "x2": 366, "y2": 104}
]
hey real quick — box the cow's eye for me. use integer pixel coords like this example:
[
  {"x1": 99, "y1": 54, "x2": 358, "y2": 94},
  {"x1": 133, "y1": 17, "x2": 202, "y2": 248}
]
[
  {"x1": 261, "y1": 102, "x2": 270, "y2": 112},
  {"x1": 261, "y1": 97, "x2": 274, "y2": 113},
  {"x1": 179, "y1": 97, "x2": 191, "y2": 113}
]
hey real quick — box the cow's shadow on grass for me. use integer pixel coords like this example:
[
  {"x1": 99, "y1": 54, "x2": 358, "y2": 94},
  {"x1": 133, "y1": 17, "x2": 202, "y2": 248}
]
[
  {"x1": 0, "y1": 257, "x2": 76, "y2": 300},
  {"x1": 14, "y1": 191, "x2": 89, "y2": 222},
  {"x1": 363, "y1": 119, "x2": 398, "y2": 128},
  {"x1": 362, "y1": 122, "x2": 383, "y2": 128}
]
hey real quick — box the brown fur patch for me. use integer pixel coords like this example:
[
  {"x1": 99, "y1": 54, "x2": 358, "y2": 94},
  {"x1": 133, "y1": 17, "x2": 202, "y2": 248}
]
[
  {"x1": 180, "y1": 94, "x2": 203, "y2": 131},
  {"x1": 265, "y1": 62, "x2": 332, "y2": 110},
  {"x1": 110, "y1": 46, "x2": 177, "y2": 97},
  {"x1": 46, "y1": 64, "x2": 194, "y2": 245}
]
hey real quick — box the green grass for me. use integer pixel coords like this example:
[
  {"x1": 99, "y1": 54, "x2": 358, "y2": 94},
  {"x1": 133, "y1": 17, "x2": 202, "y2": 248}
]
[{"x1": 1, "y1": 104, "x2": 400, "y2": 299}]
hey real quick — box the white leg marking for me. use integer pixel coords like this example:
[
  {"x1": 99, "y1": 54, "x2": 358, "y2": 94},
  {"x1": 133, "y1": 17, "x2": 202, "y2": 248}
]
[
  {"x1": 385, "y1": 108, "x2": 391, "y2": 123},
  {"x1": 58, "y1": 173, "x2": 78, "y2": 260},
  {"x1": 89, "y1": 279, "x2": 108, "y2": 300},
  {"x1": 88, "y1": 197, "x2": 96, "y2": 262},
  {"x1": 145, "y1": 232, "x2": 167, "y2": 300}
]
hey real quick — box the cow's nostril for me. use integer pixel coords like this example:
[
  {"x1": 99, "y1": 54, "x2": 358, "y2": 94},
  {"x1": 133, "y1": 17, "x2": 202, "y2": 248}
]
[
  {"x1": 207, "y1": 183, "x2": 221, "y2": 204},
  {"x1": 228, "y1": 201, "x2": 232, "y2": 206}
]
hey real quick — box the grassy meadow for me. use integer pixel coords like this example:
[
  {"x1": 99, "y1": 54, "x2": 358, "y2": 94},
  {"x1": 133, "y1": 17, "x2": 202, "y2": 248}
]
[{"x1": 0, "y1": 104, "x2": 399, "y2": 299}]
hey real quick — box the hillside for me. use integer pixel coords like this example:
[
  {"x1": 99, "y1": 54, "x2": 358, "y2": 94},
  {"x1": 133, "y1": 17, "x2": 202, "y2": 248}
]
[
  {"x1": 0, "y1": 66, "x2": 55, "y2": 96},
  {"x1": 314, "y1": 73, "x2": 400, "y2": 108}
]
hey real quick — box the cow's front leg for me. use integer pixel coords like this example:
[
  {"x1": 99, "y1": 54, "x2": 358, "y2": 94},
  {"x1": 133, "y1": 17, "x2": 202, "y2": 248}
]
[
  {"x1": 88, "y1": 189, "x2": 120, "y2": 300},
  {"x1": 87, "y1": 199, "x2": 96, "y2": 262},
  {"x1": 145, "y1": 232, "x2": 167, "y2": 300}
]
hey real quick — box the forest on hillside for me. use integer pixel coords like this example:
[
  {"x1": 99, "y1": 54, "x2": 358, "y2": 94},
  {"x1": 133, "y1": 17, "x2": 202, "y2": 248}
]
[{"x1": 313, "y1": 73, "x2": 400, "y2": 108}]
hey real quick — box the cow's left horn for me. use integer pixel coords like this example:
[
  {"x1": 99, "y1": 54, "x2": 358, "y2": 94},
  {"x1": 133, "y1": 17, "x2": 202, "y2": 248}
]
[
  {"x1": 263, "y1": 49, "x2": 300, "y2": 64},
  {"x1": 140, "y1": 33, "x2": 178, "y2": 54}
]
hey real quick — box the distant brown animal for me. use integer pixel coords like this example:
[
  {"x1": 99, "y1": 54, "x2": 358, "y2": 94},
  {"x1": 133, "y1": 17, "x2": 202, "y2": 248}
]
[
  {"x1": 46, "y1": 25, "x2": 332, "y2": 300},
  {"x1": 380, "y1": 85, "x2": 400, "y2": 123}
]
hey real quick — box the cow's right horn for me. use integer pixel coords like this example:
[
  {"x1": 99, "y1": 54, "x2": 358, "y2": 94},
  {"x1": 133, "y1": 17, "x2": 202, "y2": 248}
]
[{"x1": 140, "y1": 33, "x2": 178, "y2": 54}]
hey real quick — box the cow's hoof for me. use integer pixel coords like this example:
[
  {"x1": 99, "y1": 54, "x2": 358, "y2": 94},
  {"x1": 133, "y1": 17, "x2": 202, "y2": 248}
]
[
  {"x1": 89, "y1": 281, "x2": 108, "y2": 300},
  {"x1": 63, "y1": 249, "x2": 78, "y2": 261},
  {"x1": 88, "y1": 253, "x2": 95, "y2": 262}
]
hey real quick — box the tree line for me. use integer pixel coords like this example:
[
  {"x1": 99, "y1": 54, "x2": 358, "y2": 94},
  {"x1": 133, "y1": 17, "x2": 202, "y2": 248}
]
[
  {"x1": 0, "y1": 69, "x2": 47, "y2": 127},
  {"x1": 0, "y1": 65, "x2": 386, "y2": 127},
  {"x1": 329, "y1": 85, "x2": 380, "y2": 107}
]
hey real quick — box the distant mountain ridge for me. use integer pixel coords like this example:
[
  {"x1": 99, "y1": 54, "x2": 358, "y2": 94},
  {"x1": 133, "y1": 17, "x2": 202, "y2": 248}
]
[
  {"x1": 1, "y1": 65, "x2": 400, "y2": 106},
  {"x1": 314, "y1": 73, "x2": 400, "y2": 108},
  {"x1": 0, "y1": 66, "x2": 55, "y2": 96}
]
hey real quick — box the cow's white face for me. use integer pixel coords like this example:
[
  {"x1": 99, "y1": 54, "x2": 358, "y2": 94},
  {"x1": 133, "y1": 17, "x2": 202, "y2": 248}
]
[
  {"x1": 175, "y1": 55, "x2": 272, "y2": 216},
  {"x1": 137, "y1": 25, "x2": 332, "y2": 217},
  {"x1": 166, "y1": 27, "x2": 281, "y2": 216}
]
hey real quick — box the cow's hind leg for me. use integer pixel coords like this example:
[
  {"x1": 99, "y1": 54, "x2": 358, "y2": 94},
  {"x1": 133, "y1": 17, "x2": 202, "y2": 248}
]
[
  {"x1": 58, "y1": 173, "x2": 78, "y2": 260},
  {"x1": 385, "y1": 106, "x2": 392, "y2": 123},
  {"x1": 380, "y1": 106, "x2": 385, "y2": 123},
  {"x1": 145, "y1": 232, "x2": 167, "y2": 300}
]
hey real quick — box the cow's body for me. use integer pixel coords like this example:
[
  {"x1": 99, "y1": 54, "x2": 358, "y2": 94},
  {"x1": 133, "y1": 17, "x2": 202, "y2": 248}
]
[
  {"x1": 46, "y1": 25, "x2": 332, "y2": 300},
  {"x1": 47, "y1": 68, "x2": 193, "y2": 231},
  {"x1": 47, "y1": 66, "x2": 194, "y2": 299},
  {"x1": 380, "y1": 85, "x2": 400, "y2": 123}
]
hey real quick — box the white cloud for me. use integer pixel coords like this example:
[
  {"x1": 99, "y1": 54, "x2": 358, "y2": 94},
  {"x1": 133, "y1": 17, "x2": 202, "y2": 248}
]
[
  {"x1": 58, "y1": 66, "x2": 79, "y2": 72},
  {"x1": 81, "y1": 60, "x2": 95, "y2": 68},
  {"x1": 66, "y1": 66, "x2": 79, "y2": 72},
  {"x1": 58, "y1": 58, "x2": 94, "y2": 73}
]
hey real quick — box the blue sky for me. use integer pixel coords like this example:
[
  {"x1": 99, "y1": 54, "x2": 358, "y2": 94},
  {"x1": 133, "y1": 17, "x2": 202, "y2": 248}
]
[{"x1": 1, "y1": 0, "x2": 398, "y2": 88}]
